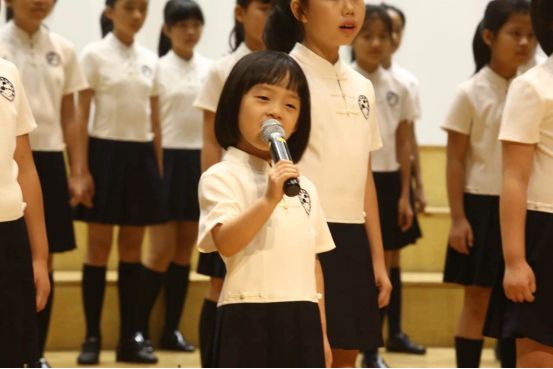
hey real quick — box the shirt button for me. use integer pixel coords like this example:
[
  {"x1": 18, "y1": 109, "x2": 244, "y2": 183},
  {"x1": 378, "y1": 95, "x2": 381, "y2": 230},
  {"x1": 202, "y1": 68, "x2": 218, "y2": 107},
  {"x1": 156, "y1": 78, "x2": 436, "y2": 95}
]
[{"x1": 239, "y1": 294, "x2": 245, "y2": 300}]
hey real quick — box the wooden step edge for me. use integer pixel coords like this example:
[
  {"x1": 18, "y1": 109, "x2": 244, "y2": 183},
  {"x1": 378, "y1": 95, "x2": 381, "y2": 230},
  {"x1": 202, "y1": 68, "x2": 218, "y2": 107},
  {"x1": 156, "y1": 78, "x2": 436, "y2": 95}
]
[
  {"x1": 54, "y1": 270, "x2": 210, "y2": 286},
  {"x1": 402, "y1": 272, "x2": 461, "y2": 289},
  {"x1": 422, "y1": 206, "x2": 450, "y2": 216}
]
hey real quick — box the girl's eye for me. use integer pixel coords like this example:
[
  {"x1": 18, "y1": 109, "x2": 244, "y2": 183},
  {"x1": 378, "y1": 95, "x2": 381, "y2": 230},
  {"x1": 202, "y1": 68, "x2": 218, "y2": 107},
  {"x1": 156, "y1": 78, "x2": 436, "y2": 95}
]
[
  {"x1": 256, "y1": 95, "x2": 269, "y2": 101},
  {"x1": 286, "y1": 103, "x2": 297, "y2": 110}
]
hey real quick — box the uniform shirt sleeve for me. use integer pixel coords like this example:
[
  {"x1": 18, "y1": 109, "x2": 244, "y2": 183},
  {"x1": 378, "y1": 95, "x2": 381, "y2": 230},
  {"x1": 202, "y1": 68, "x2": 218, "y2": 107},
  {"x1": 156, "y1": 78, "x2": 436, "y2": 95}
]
[
  {"x1": 63, "y1": 44, "x2": 89, "y2": 95},
  {"x1": 499, "y1": 78, "x2": 545, "y2": 144},
  {"x1": 399, "y1": 84, "x2": 418, "y2": 123},
  {"x1": 309, "y1": 185, "x2": 335, "y2": 254},
  {"x1": 368, "y1": 84, "x2": 383, "y2": 152},
  {"x1": 441, "y1": 86, "x2": 474, "y2": 135},
  {"x1": 193, "y1": 64, "x2": 223, "y2": 113},
  {"x1": 12, "y1": 65, "x2": 37, "y2": 136},
  {"x1": 408, "y1": 81, "x2": 422, "y2": 120},
  {"x1": 80, "y1": 48, "x2": 99, "y2": 90},
  {"x1": 150, "y1": 63, "x2": 161, "y2": 97},
  {"x1": 197, "y1": 169, "x2": 242, "y2": 253}
]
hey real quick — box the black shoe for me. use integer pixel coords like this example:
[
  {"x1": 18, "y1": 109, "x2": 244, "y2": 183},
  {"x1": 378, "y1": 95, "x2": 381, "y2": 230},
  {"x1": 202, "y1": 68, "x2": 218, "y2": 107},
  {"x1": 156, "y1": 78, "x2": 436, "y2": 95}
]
[
  {"x1": 34, "y1": 358, "x2": 51, "y2": 368},
  {"x1": 160, "y1": 330, "x2": 196, "y2": 352},
  {"x1": 386, "y1": 332, "x2": 427, "y2": 355},
  {"x1": 77, "y1": 336, "x2": 101, "y2": 365},
  {"x1": 362, "y1": 353, "x2": 389, "y2": 368},
  {"x1": 116, "y1": 332, "x2": 158, "y2": 364}
]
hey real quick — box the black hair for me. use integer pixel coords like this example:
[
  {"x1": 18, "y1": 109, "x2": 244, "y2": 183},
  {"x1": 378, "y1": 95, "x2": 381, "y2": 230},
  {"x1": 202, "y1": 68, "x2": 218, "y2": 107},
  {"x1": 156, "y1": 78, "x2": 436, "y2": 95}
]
[
  {"x1": 531, "y1": 0, "x2": 553, "y2": 55},
  {"x1": 380, "y1": 3, "x2": 406, "y2": 29},
  {"x1": 215, "y1": 51, "x2": 311, "y2": 162},
  {"x1": 101, "y1": 0, "x2": 117, "y2": 37},
  {"x1": 264, "y1": 0, "x2": 305, "y2": 53},
  {"x1": 351, "y1": 5, "x2": 393, "y2": 61},
  {"x1": 230, "y1": 0, "x2": 271, "y2": 52},
  {"x1": 6, "y1": 0, "x2": 57, "y2": 21},
  {"x1": 473, "y1": 0, "x2": 531, "y2": 73},
  {"x1": 158, "y1": 0, "x2": 205, "y2": 56}
]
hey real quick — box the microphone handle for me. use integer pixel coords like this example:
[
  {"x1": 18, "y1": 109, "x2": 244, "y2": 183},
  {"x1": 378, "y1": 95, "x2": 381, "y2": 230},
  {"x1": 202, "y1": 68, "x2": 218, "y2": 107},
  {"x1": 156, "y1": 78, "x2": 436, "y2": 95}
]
[{"x1": 269, "y1": 136, "x2": 301, "y2": 197}]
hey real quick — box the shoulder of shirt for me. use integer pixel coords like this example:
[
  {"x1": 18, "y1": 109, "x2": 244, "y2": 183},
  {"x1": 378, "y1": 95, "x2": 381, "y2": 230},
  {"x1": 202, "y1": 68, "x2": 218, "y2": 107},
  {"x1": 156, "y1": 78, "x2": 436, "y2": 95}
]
[
  {"x1": 81, "y1": 39, "x2": 105, "y2": 56},
  {"x1": 134, "y1": 42, "x2": 158, "y2": 61},
  {"x1": 46, "y1": 30, "x2": 76, "y2": 50},
  {"x1": 0, "y1": 57, "x2": 18, "y2": 74},
  {"x1": 391, "y1": 64, "x2": 419, "y2": 85}
]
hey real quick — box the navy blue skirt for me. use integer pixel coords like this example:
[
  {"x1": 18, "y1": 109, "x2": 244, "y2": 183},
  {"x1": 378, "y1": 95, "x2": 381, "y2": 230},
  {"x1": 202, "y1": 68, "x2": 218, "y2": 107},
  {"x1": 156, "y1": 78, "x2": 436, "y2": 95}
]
[
  {"x1": 33, "y1": 151, "x2": 76, "y2": 253},
  {"x1": 484, "y1": 210, "x2": 553, "y2": 348},
  {"x1": 74, "y1": 138, "x2": 166, "y2": 226},
  {"x1": 214, "y1": 301, "x2": 325, "y2": 367},
  {"x1": 162, "y1": 148, "x2": 200, "y2": 221},
  {"x1": 319, "y1": 223, "x2": 383, "y2": 350},
  {"x1": 0, "y1": 218, "x2": 39, "y2": 367},
  {"x1": 374, "y1": 171, "x2": 415, "y2": 250},
  {"x1": 197, "y1": 252, "x2": 226, "y2": 279}
]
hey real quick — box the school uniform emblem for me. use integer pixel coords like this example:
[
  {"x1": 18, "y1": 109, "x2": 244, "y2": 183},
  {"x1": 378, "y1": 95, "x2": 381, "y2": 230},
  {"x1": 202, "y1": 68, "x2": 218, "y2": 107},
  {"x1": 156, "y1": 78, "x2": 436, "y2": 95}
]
[
  {"x1": 358, "y1": 95, "x2": 370, "y2": 120},
  {"x1": 0, "y1": 77, "x2": 15, "y2": 102},
  {"x1": 298, "y1": 188, "x2": 311, "y2": 215},
  {"x1": 46, "y1": 51, "x2": 61, "y2": 66},
  {"x1": 386, "y1": 91, "x2": 399, "y2": 107},
  {"x1": 141, "y1": 65, "x2": 153, "y2": 78}
]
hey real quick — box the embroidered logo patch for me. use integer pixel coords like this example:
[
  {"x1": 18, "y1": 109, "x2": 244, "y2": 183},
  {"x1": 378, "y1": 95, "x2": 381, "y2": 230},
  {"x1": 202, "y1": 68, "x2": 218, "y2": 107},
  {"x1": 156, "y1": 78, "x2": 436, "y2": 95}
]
[
  {"x1": 386, "y1": 91, "x2": 399, "y2": 107},
  {"x1": 0, "y1": 77, "x2": 15, "y2": 101},
  {"x1": 298, "y1": 188, "x2": 311, "y2": 215},
  {"x1": 46, "y1": 51, "x2": 61, "y2": 66},
  {"x1": 141, "y1": 65, "x2": 153, "y2": 78},
  {"x1": 358, "y1": 95, "x2": 370, "y2": 120}
]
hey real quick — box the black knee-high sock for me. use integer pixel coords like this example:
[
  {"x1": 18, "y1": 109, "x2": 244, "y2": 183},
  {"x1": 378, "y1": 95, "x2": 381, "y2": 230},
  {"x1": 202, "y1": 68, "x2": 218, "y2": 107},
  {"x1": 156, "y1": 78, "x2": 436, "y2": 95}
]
[
  {"x1": 135, "y1": 266, "x2": 164, "y2": 337},
  {"x1": 82, "y1": 264, "x2": 107, "y2": 339},
  {"x1": 199, "y1": 299, "x2": 217, "y2": 368},
  {"x1": 499, "y1": 338, "x2": 516, "y2": 368},
  {"x1": 118, "y1": 262, "x2": 141, "y2": 339},
  {"x1": 388, "y1": 267, "x2": 402, "y2": 337},
  {"x1": 37, "y1": 272, "x2": 54, "y2": 357},
  {"x1": 455, "y1": 337, "x2": 484, "y2": 368},
  {"x1": 164, "y1": 263, "x2": 191, "y2": 333}
]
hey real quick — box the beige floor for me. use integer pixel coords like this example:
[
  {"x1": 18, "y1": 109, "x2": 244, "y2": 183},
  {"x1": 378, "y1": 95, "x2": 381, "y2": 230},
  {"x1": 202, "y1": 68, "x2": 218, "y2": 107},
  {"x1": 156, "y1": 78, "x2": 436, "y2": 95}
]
[{"x1": 46, "y1": 348, "x2": 499, "y2": 368}]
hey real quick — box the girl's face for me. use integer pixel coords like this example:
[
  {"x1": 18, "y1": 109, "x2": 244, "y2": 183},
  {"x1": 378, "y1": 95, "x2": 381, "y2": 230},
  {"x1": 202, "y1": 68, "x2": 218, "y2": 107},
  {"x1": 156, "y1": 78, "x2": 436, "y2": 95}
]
[
  {"x1": 298, "y1": 0, "x2": 365, "y2": 48},
  {"x1": 236, "y1": 1, "x2": 272, "y2": 49},
  {"x1": 7, "y1": 0, "x2": 55, "y2": 26},
  {"x1": 352, "y1": 18, "x2": 392, "y2": 69},
  {"x1": 486, "y1": 13, "x2": 537, "y2": 70},
  {"x1": 165, "y1": 18, "x2": 203, "y2": 56},
  {"x1": 106, "y1": 0, "x2": 148, "y2": 38},
  {"x1": 387, "y1": 9, "x2": 403, "y2": 54},
  {"x1": 237, "y1": 82, "x2": 301, "y2": 158}
]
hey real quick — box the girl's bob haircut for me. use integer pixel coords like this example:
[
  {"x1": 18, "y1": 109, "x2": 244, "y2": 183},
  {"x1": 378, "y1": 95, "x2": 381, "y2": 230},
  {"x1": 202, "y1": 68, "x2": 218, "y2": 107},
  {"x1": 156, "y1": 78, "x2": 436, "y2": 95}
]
[{"x1": 214, "y1": 51, "x2": 311, "y2": 163}]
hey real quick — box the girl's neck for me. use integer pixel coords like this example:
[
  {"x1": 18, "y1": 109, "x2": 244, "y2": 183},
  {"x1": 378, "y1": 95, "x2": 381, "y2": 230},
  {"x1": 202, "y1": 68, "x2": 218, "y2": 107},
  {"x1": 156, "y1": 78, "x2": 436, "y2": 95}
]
[
  {"x1": 356, "y1": 59, "x2": 380, "y2": 74},
  {"x1": 236, "y1": 142, "x2": 271, "y2": 162},
  {"x1": 382, "y1": 55, "x2": 393, "y2": 69},
  {"x1": 244, "y1": 36, "x2": 264, "y2": 52},
  {"x1": 14, "y1": 17, "x2": 41, "y2": 36},
  {"x1": 173, "y1": 46, "x2": 194, "y2": 61},
  {"x1": 302, "y1": 35, "x2": 340, "y2": 64},
  {"x1": 113, "y1": 29, "x2": 134, "y2": 46},
  {"x1": 489, "y1": 58, "x2": 517, "y2": 80}
]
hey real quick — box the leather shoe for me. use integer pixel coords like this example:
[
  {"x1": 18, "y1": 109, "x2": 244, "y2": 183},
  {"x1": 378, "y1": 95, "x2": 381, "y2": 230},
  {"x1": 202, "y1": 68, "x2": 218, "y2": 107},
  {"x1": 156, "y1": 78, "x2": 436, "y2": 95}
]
[
  {"x1": 160, "y1": 330, "x2": 196, "y2": 352},
  {"x1": 77, "y1": 336, "x2": 101, "y2": 365},
  {"x1": 362, "y1": 353, "x2": 389, "y2": 368},
  {"x1": 34, "y1": 358, "x2": 51, "y2": 368},
  {"x1": 116, "y1": 332, "x2": 158, "y2": 363},
  {"x1": 386, "y1": 332, "x2": 427, "y2": 355}
]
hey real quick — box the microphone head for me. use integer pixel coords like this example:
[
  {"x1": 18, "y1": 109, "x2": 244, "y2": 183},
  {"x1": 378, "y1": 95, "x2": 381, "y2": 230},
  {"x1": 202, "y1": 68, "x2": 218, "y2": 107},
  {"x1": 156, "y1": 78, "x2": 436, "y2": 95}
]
[{"x1": 261, "y1": 119, "x2": 285, "y2": 143}]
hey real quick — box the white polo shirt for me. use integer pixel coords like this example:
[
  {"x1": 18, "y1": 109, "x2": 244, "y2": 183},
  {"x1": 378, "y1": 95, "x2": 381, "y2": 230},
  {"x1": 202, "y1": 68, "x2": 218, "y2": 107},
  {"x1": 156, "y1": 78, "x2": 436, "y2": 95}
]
[
  {"x1": 499, "y1": 55, "x2": 553, "y2": 213},
  {"x1": 290, "y1": 43, "x2": 382, "y2": 224},
  {"x1": 0, "y1": 59, "x2": 37, "y2": 222},
  {"x1": 388, "y1": 62, "x2": 422, "y2": 120},
  {"x1": 0, "y1": 21, "x2": 88, "y2": 152},
  {"x1": 354, "y1": 63, "x2": 417, "y2": 172},
  {"x1": 442, "y1": 66, "x2": 510, "y2": 196},
  {"x1": 157, "y1": 51, "x2": 212, "y2": 150},
  {"x1": 197, "y1": 147, "x2": 335, "y2": 306},
  {"x1": 193, "y1": 43, "x2": 251, "y2": 113},
  {"x1": 81, "y1": 33, "x2": 159, "y2": 142}
]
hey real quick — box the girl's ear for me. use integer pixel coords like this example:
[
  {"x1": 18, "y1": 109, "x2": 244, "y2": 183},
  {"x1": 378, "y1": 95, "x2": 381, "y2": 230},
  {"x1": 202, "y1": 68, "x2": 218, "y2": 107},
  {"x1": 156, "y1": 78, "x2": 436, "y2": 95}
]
[
  {"x1": 290, "y1": 0, "x2": 307, "y2": 24},
  {"x1": 235, "y1": 4, "x2": 245, "y2": 24},
  {"x1": 482, "y1": 29, "x2": 494, "y2": 47},
  {"x1": 104, "y1": 7, "x2": 115, "y2": 21},
  {"x1": 391, "y1": 31, "x2": 399, "y2": 48}
]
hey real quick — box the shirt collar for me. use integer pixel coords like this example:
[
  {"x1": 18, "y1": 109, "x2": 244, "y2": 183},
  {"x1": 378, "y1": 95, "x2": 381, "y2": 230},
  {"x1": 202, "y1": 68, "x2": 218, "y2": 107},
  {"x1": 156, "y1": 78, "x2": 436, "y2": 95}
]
[
  {"x1": 234, "y1": 43, "x2": 252, "y2": 58},
  {"x1": 8, "y1": 20, "x2": 47, "y2": 47},
  {"x1": 224, "y1": 147, "x2": 271, "y2": 174},
  {"x1": 290, "y1": 43, "x2": 346, "y2": 79},
  {"x1": 545, "y1": 54, "x2": 553, "y2": 74},
  {"x1": 166, "y1": 50, "x2": 196, "y2": 69},
  {"x1": 105, "y1": 32, "x2": 137, "y2": 55},
  {"x1": 482, "y1": 65, "x2": 512, "y2": 90}
]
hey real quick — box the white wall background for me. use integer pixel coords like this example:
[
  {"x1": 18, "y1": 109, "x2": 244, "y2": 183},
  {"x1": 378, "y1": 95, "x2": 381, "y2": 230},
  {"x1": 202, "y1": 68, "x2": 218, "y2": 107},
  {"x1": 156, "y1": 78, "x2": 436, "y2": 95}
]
[{"x1": 0, "y1": 0, "x2": 544, "y2": 145}]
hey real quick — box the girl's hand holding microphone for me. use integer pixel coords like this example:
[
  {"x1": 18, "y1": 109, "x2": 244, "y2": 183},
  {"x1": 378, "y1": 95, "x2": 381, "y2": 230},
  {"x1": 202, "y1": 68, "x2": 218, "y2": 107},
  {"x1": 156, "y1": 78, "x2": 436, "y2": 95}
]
[{"x1": 264, "y1": 160, "x2": 300, "y2": 205}]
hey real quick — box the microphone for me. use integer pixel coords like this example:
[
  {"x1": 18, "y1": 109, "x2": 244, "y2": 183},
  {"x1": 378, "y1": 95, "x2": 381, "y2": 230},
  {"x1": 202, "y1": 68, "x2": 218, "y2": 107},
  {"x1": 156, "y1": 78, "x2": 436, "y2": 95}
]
[{"x1": 261, "y1": 119, "x2": 301, "y2": 197}]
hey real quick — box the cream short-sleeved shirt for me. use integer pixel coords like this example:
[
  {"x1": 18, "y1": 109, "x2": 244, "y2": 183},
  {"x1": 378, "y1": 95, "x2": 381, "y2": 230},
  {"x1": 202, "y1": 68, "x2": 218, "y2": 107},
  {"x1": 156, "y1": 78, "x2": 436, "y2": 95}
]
[
  {"x1": 442, "y1": 66, "x2": 511, "y2": 196},
  {"x1": 499, "y1": 55, "x2": 553, "y2": 213},
  {"x1": 193, "y1": 43, "x2": 251, "y2": 113},
  {"x1": 354, "y1": 64, "x2": 417, "y2": 172},
  {"x1": 0, "y1": 59, "x2": 37, "y2": 221},
  {"x1": 197, "y1": 147, "x2": 335, "y2": 306},
  {"x1": 290, "y1": 43, "x2": 382, "y2": 224},
  {"x1": 389, "y1": 62, "x2": 422, "y2": 120},
  {"x1": 157, "y1": 51, "x2": 212, "y2": 149},
  {"x1": 81, "y1": 33, "x2": 159, "y2": 142},
  {"x1": 0, "y1": 21, "x2": 88, "y2": 151}
]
